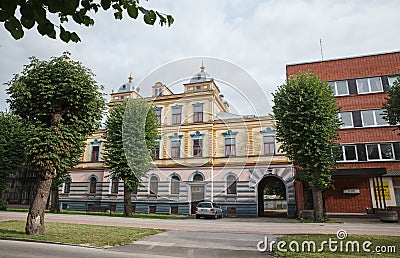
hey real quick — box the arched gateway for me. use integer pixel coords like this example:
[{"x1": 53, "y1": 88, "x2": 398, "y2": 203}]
[{"x1": 249, "y1": 167, "x2": 296, "y2": 218}]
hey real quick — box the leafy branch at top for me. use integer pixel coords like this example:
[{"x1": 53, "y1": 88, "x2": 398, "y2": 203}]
[{"x1": 0, "y1": 0, "x2": 174, "y2": 43}]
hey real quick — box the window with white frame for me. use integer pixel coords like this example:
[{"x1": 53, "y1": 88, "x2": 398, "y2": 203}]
[
  {"x1": 193, "y1": 104, "x2": 203, "y2": 123},
  {"x1": 356, "y1": 77, "x2": 383, "y2": 94},
  {"x1": 225, "y1": 137, "x2": 236, "y2": 156},
  {"x1": 339, "y1": 112, "x2": 354, "y2": 128},
  {"x1": 172, "y1": 106, "x2": 182, "y2": 124},
  {"x1": 361, "y1": 109, "x2": 389, "y2": 127},
  {"x1": 329, "y1": 80, "x2": 349, "y2": 96},
  {"x1": 366, "y1": 143, "x2": 394, "y2": 160},
  {"x1": 170, "y1": 175, "x2": 180, "y2": 194},
  {"x1": 388, "y1": 76, "x2": 399, "y2": 87},
  {"x1": 335, "y1": 145, "x2": 358, "y2": 162},
  {"x1": 170, "y1": 140, "x2": 181, "y2": 158},
  {"x1": 193, "y1": 139, "x2": 202, "y2": 157},
  {"x1": 263, "y1": 136, "x2": 275, "y2": 155}
]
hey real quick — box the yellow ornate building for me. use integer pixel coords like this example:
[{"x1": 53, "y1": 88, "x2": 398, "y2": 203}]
[{"x1": 60, "y1": 66, "x2": 295, "y2": 217}]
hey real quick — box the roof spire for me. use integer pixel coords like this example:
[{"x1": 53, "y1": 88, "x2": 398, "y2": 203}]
[
  {"x1": 128, "y1": 72, "x2": 133, "y2": 83},
  {"x1": 200, "y1": 60, "x2": 205, "y2": 72}
]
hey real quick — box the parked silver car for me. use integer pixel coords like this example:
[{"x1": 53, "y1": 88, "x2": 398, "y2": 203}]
[{"x1": 195, "y1": 202, "x2": 223, "y2": 219}]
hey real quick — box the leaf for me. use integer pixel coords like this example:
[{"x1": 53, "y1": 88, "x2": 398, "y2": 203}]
[
  {"x1": 167, "y1": 15, "x2": 174, "y2": 26},
  {"x1": 143, "y1": 10, "x2": 156, "y2": 25},
  {"x1": 70, "y1": 32, "x2": 81, "y2": 42},
  {"x1": 114, "y1": 11, "x2": 122, "y2": 20},
  {"x1": 100, "y1": 0, "x2": 111, "y2": 10},
  {"x1": 4, "y1": 17, "x2": 24, "y2": 40},
  {"x1": 37, "y1": 22, "x2": 54, "y2": 36},
  {"x1": 127, "y1": 4, "x2": 138, "y2": 19},
  {"x1": 21, "y1": 16, "x2": 35, "y2": 29},
  {"x1": 0, "y1": 9, "x2": 10, "y2": 22}
]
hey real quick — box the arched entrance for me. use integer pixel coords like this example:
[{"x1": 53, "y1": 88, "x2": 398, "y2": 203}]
[
  {"x1": 250, "y1": 167, "x2": 296, "y2": 218},
  {"x1": 258, "y1": 176, "x2": 286, "y2": 217}
]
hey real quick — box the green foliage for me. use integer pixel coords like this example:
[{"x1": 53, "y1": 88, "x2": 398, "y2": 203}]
[
  {"x1": 0, "y1": 112, "x2": 29, "y2": 192},
  {"x1": 263, "y1": 178, "x2": 286, "y2": 199},
  {"x1": 0, "y1": 0, "x2": 174, "y2": 43},
  {"x1": 104, "y1": 99, "x2": 158, "y2": 191},
  {"x1": 6, "y1": 52, "x2": 106, "y2": 179},
  {"x1": 272, "y1": 72, "x2": 341, "y2": 189},
  {"x1": 0, "y1": 200, "x2": 7, "y2": 210},
  {"x1": 383, "y1": 76, "x2": 400, "y2": 129}
]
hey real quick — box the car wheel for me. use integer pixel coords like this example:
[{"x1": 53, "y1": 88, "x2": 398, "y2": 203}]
[
  {"x1": 196, "y1": 214, "x2": 200, "y2": 219},
  {"x1": 214, "y1": 213, "x2": 218, "y2": 219}
]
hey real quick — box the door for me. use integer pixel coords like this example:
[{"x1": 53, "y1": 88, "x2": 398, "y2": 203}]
[{"x1": 191, "y1": 185, "x2": 204, "y2": 214}]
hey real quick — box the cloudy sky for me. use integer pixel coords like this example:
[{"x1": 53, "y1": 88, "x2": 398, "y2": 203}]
[{"x1": 1, "y1": 0, "x2": 399, "y2": 115}]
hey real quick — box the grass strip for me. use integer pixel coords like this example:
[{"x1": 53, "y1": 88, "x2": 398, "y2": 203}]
[
  {"x1": 0, "y1": 220, "x2": 165, "y2": 247},
  {"x1": 274, "y1": 234, "x2": 399, "y2": 257}
]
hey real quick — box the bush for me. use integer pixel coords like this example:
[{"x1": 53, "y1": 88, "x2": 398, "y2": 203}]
[{"x1": 0, "y1": 200, "x2": 8, "y2": 210}]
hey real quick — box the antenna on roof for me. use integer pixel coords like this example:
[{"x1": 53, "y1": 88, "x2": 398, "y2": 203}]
[{"x1": 320, "y1": 38, "x2": 324, "y2": 61}]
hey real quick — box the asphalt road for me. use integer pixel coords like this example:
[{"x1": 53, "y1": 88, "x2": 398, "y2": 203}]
[
  {"x1": 1, "y1": 211, "x2": 399, "y2": 236},
  {"x1": 0, "y1": 211, "x2": 399, "y2": 257}
]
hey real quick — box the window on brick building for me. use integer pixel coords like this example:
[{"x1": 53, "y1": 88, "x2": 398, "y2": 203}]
[
  {"x1": 339, "y1": 112, "x2": 353, "y2": 128},
  {"x1": 361, "y1": 109, "x2": 388, "y2": 127},
  {"x1": 356, "y1": 77, "x2": 383, "y2": 94},
  {"x1": 388, "y1": 76, "x2": 399, "y2": 87},
  {"x1": 329, "y1": 80, "x2": 349, "y2": 96},
  {"x1": 335, "y1": 145, "x2": 358, "y2": 162},
  {"x1": 366, "y1": 143, "x2": 394, "y2": 160}
]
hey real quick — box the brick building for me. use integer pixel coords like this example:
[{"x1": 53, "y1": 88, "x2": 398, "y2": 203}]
[{"x1": 287, "y1": 51, "x2": 400, "y2": 214}]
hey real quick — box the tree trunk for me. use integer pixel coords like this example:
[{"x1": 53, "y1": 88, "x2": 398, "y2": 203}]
[
  {"x1": 26, "y1": 176, "x2": 53, "y2": 235},
  {"x1": 124, "y1": 184, "x2": 133, "y2": 217},
  {"x1": 49, "y1": 188, "x2": 59, "y2": 213},
  {"x1": 312, "y1": 187, "x2": 324, "y2": 222}
]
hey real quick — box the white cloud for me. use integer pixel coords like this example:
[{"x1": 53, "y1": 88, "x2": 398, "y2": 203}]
[{"x1": 0, "y1": 0, "x2": 399, "y2": 113}]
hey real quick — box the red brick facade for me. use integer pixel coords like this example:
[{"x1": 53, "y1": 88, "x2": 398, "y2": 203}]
[
  {"x1": 286, "y1": 51, "x2": 400, "y2": 81},
  {"x1": 287, "y1": 51, "x2": 400, "y2": 214},
  {"x1": 325, "y1": 177, "x2": 372, "y2": 213}
]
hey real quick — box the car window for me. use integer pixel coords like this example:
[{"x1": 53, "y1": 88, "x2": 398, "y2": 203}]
[{"x1": 197, "y1": 202, "x2": 212, "y2": 208}]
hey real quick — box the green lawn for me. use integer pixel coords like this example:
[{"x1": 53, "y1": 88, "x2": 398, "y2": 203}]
[
  {"x1": 0, "y1": 220, "x2": 165, "y2": 247},
  {"x1": 274, "y1": 234, "x2": 399, "y2": 257},
  {"x1": 4, "y1": 208, "x2": 186, "y2": 219}
]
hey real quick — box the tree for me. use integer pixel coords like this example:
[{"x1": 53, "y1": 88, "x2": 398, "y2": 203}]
[
  {"x1": 383, "y1": 76, "x2": 400, "y2": 128},
  {"x1": 6, "y1": 52, "x2": 105, "y2": 234},
  {"x1": 272, "y1": 72, "x2": 341, "y2": 222},
  {"x1": 104, "y1": 99, "x2": 157, "y2": 216},
  {"x1": 0, "y1": 0, "x2": 174, "y2": 43},
  {"x1": 0, "y1": 112, "x2": 29, "y2": 194}
]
